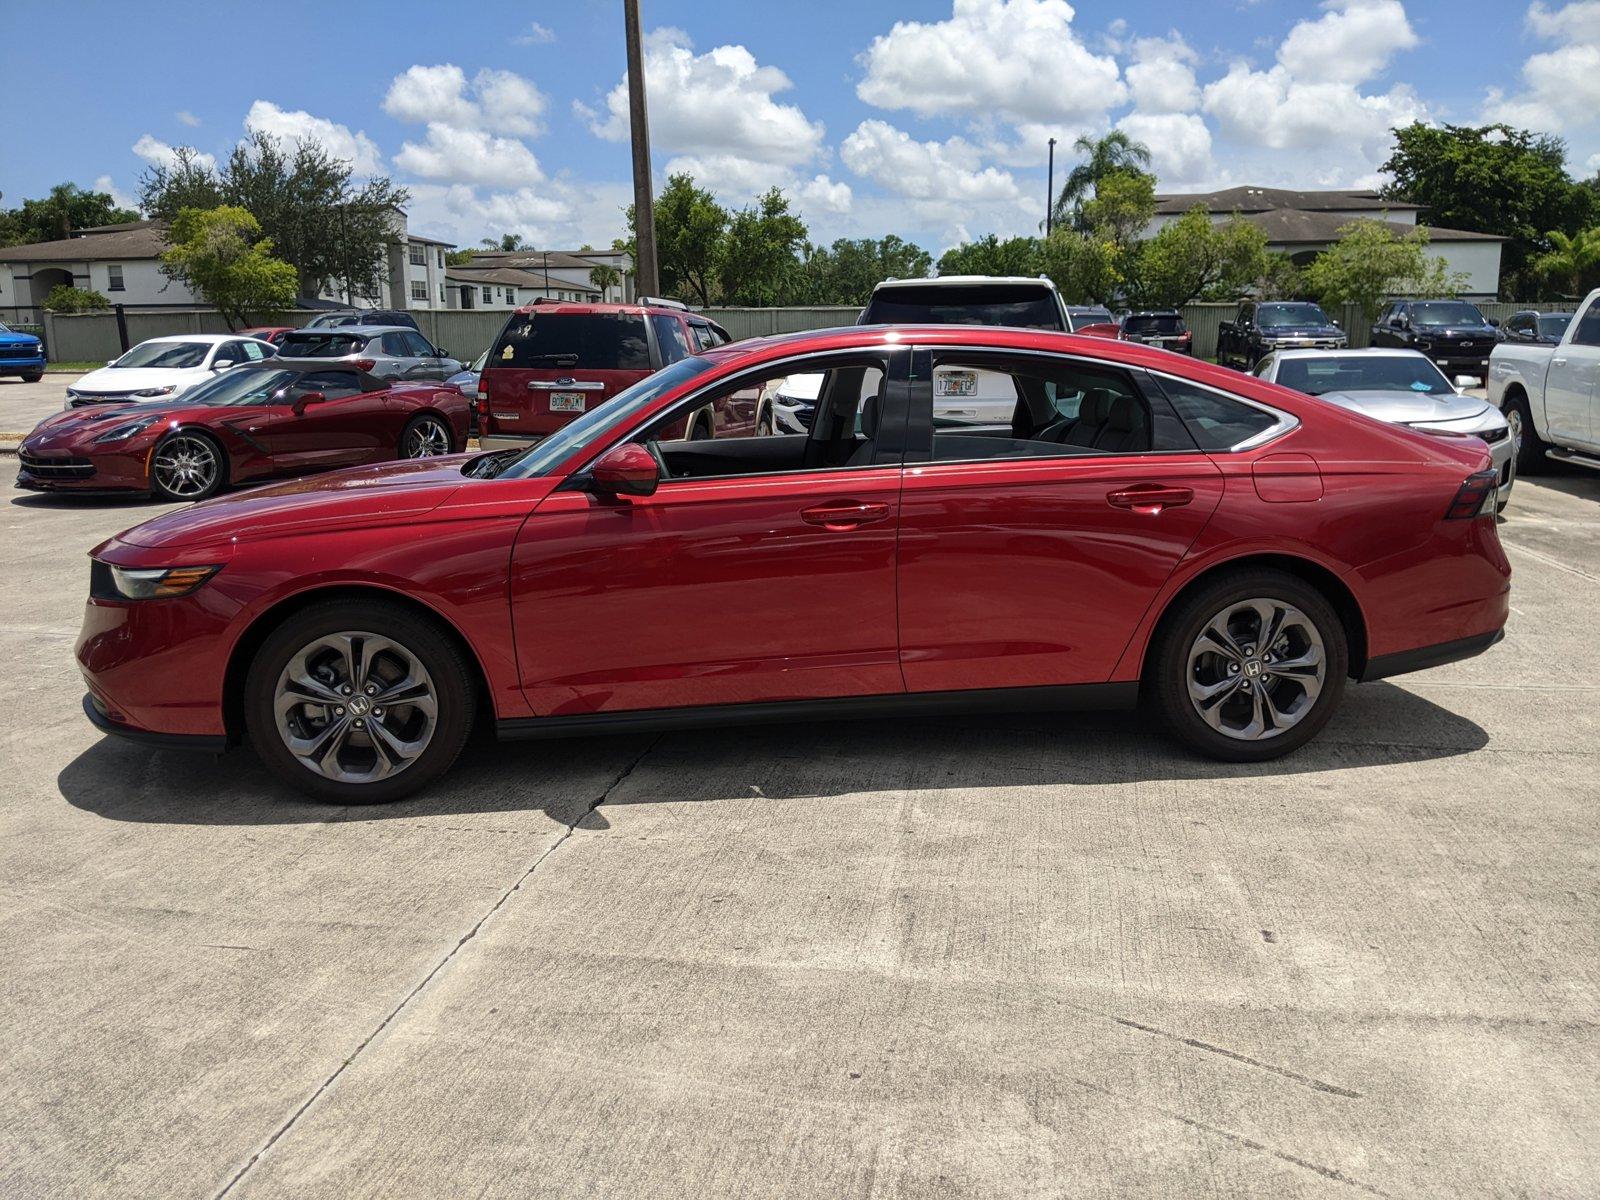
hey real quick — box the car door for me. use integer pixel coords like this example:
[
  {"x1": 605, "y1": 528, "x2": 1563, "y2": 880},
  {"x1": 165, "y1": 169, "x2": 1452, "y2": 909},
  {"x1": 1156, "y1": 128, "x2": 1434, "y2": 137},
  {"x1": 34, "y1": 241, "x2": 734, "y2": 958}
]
[
  {"x1": 244, "y1": 369, "x2": 395, "y2": 470},
  {"x1": 509, "y1": 348, "x2": 911, "y2": 716},
  {"x1": 1545, "y1": 301, "x2": 1600, "y2": 447},
  {"x1": 403, "y1": 331, "x2": 452, "y2": 380},
  {"x1": 895, "y1": 346, "x2": 1226, "y2": 692}
]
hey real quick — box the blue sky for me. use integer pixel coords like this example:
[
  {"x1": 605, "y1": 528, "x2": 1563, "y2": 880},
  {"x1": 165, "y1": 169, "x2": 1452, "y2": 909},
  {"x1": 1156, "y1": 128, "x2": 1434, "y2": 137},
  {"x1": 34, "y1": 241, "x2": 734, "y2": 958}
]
[{"x1": 5, "y1": 0, "x2": 1598, "y2": 254}]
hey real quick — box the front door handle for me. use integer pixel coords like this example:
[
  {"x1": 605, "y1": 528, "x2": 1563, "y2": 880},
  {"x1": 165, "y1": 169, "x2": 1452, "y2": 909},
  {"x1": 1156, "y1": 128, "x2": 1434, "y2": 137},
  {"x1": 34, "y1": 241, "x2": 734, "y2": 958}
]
[
  {"x1": 1107, "y1": 485, "x2": 1194, "y2": 515},
  {"x1": 800, "y1": 501, "x2": 891, "y2": 530},
  {"x1": 1553, "y1": 357, "x2": 1567, "y2": 366}
]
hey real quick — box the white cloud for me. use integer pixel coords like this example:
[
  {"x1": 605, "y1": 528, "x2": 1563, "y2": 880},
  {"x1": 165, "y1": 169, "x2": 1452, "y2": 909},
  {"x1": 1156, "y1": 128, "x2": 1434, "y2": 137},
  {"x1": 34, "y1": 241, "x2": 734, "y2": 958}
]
[
  {"x1": 1117, "y1": 112, "x2": 1214, "y2": 184},
  {"x1": 841, "y1": 120, "x2": 1019, "y2": 203},
  {"x1": 1483, "y1": 3, "x2": 1600, "y2": 134},
  {"x1": 1125, "y1": 36, "x2": 1200, "y2": 115},
  {"x1": 132, "y1": 135, "x2": 215, "y2": 171},
  {"x1": 797, "y1": 175, "x2": 854, "y2": 214},
  {"x1": 93, "y1": 175, "x2": 139, "y2": 212},
  {"x1": 383, "y1": 64, "x2": 546, "y2": 137},
  {"x1": 403, "y1": 179, "x2": 634, "y2": 253},
  {"x1": 1527, "y1": 0, "x2": 1600, "y2": 40},
  {"x1": 175, "y1": 110, "x2": 201, "y2": 128},
  {"x1": 394, "y1": 124, "x2": 544, "y2": 187},
  {"x1": 244, "y1": 101, "x2": 383, "y2": 174},
  {"x1": 856, "y1": 0, "x2": 1125, "y2": 125},
  {"x1": 1276, "y1": 0, "x2": 1417, "y2": 86},
  {"x1": 514, "y1": 21, "x2": 556, "y2": 46},
  {"x1": 1204, "y1": 67, "x2": 1426, "y2": 153},
  {"x1": 587, "y1": 28, "x2": 824, "y2": 181}
]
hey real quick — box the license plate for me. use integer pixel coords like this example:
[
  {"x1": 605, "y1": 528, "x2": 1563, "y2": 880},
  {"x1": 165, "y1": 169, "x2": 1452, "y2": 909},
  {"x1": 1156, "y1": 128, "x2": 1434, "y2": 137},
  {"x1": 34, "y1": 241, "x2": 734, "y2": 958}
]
[
  {"x1": 549, "y1": 392, "x2": 586, "y2": 413},
  {"x1": 936, "y1": 370, "x2": 977, "y2": 398}
]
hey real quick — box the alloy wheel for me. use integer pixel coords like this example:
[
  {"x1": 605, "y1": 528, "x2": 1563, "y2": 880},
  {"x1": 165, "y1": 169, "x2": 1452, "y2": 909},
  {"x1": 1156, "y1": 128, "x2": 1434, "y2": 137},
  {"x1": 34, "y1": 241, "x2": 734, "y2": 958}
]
[
  {"x1": 273, "y1": 631, "x2": 438, "y2": 784},
  {"x1": 152, "y1": 435, "x2": 220, "y2": 498},
  {"x1": 404, "y1": 416, "x2": 452, "y2": 458},
  {"x1": 1504, "y1": 406, "x2": 1523, "y2": 460},
  {"x1": 1185, "y1": 597, "x2": 1326, "y2": 741}
]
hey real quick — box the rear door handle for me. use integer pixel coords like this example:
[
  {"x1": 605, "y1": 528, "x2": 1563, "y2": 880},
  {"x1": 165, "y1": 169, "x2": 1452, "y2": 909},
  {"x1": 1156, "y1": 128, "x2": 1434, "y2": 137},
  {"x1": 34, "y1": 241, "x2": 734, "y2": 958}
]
[
  {"x1": 1107, "y1": 485, "x2": 1194, "y2": 515},
  {"x1": 800, "y1": 501, "x2": 891, "y2": 530}
]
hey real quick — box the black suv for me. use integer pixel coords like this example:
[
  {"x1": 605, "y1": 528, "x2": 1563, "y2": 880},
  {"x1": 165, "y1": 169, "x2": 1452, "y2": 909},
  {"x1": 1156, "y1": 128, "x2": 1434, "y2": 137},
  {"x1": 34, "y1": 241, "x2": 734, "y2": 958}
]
[
  {"x1": 1499, "y1": 309, "x2": 1574, "y2": 346},
  {"x1": 1369, "y1": 299, "x2": 1497, "y2": 377},
  {"x1": 1217, "y1": 300, "x2": 1346, "y2": 370},
  {"x1": 1120, "y1": 310, "x2": 1193, "y2": 354}
]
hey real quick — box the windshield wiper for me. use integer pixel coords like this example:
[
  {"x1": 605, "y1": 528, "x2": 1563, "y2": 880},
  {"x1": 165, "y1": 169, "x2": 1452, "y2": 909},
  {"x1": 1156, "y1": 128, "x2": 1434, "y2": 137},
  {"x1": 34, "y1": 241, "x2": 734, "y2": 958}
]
[{"x1": 522, "y1": 353, "x2": 580, "y2": 367}]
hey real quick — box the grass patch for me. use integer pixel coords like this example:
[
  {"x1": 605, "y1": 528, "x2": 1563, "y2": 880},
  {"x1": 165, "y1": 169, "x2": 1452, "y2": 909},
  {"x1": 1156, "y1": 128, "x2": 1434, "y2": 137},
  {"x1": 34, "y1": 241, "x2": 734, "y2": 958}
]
[{"x1": 44, "y1": 362, "x2": 100, "y2": 373}]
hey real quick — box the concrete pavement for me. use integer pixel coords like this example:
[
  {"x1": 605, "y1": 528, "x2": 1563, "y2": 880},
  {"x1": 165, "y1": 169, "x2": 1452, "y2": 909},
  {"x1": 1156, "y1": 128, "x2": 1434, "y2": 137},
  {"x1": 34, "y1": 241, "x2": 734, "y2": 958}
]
[{"x1": 1, "y1": 457, "x2": 1597, "y2": 1198}]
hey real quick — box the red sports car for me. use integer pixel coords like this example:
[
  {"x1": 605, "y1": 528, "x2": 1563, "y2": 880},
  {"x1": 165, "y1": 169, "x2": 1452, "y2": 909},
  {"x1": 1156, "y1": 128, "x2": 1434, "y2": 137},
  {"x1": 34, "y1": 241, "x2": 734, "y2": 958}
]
[
  {"x1": 76, "y1": 326, "x2": 1510, "y2": 803},
  {"x1": 20, "y1": 361, "x2": 470, "y2": 501}
]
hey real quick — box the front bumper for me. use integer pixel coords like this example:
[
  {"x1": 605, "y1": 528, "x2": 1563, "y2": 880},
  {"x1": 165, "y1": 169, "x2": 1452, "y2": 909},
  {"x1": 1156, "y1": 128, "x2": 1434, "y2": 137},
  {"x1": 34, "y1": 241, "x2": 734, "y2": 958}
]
[
  {"x1": 16, "y1": 444, "x2": 152, "y2": 493},
  {"x1": 82, "y1": 693, "x2": 226, "y2": 751},
  {"x1": 0, "y1": 351, "x2": 46, "y2": 375}
]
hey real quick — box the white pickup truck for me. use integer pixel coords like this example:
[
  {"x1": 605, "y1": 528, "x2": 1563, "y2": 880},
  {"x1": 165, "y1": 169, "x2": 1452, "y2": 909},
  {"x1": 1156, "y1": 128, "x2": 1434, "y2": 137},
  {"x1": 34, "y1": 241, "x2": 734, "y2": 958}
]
[{"x1": 1487, "y1": 287, "x2": 1600, "y2": 474}]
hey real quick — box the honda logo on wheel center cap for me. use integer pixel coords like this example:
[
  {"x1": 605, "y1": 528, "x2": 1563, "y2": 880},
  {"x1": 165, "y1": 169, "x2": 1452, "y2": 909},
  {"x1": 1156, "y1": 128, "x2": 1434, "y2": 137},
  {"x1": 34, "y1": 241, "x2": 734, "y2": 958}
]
[{"x1": 1244, "y1": 660, "x2": 1262, "y2": 677}]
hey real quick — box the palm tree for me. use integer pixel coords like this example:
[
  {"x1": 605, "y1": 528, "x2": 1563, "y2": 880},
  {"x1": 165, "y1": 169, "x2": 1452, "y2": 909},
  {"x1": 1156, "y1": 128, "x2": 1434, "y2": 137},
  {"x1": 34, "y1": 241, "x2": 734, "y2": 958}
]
[
  {"x1": 588, "y1": 262, "x2": 622, "y2": 299},
  {"x1": 1533, "y1": 228, "x2": 1600, "y2": 296},
  {"x1": 480, "y1": 233, "x2": 529, "y2": 252},
  {"x1": 1051, "y1": 132, "x2": 1153, "y2": 230}
]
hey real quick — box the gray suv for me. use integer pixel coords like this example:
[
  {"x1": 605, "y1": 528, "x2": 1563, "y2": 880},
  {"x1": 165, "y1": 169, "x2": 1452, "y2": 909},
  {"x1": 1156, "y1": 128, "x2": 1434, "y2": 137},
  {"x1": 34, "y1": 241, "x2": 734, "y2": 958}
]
[{"x1": 275, "y1": 325, "x2": 463, "y2": 383}]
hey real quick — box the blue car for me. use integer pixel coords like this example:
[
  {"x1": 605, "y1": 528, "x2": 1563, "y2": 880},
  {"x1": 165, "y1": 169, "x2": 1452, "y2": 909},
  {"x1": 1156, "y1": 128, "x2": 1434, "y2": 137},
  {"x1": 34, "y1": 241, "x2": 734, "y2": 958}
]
[{"x1": 0, "y1": 322, "x2": 47, "y2": 382}]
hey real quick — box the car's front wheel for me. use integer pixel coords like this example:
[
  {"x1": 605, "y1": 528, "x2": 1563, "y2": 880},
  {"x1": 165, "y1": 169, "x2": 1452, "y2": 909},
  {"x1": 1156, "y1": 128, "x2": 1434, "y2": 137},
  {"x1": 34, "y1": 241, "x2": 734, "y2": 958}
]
[
  {"x1": 21, "y1": 372, "x2": 43, "y2": 383},
  {"x1": 151, "y1": 431, "x2": 226, "y2": 501},
  {"x1": 1503, "y1": 393, "x2": 1547, "y2": 476},
  {"x1": 401, "y1": 413, "x2": 454, "y2": 458},
  {"x1": 1148, "y1": 570, "x2": 1348, "y2": 762},
  {"x1": 243, "y1": 599, "x2": 476, "y2": 804}
]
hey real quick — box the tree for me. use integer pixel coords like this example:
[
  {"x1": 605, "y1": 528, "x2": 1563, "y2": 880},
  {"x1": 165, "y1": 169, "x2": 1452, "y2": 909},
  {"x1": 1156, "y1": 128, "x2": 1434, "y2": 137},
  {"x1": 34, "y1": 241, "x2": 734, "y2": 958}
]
[
  {"x1": 160, "y1": 205, "x2": 298, "y2": 329},
  {"x1": 717, "y1": 188, "x2": 808, "y2": 305},
  {"x1": 1532, "y1": 227, "x2": 1600, "y2": 296},
  {"x1": 1303, "y1": 219, "x2": 1466, "y2": 324},
  {"x1": 444, "y1": 248, "x2": 478, "y2": 266},
  {"x1": 1252, "y1": 252, "x2": 1305, "y2": 301},
  {"x1": 1038, "y1": 230, "x2": 1120, "y2": 303},
  {"x1": 588, "y1": 261, "x2": 623, "y2": 298},
  {"x1": 1120, "y1": 208, "x2": 1271, "y2": 307},
  {"x1": 1381, "y1": 123, "x2": 1597, "y2": 296},
  {"x1": 628, "y1": 173, "x2": 727, "y2": 306},
  {"x1": 0, "y1": 183, "x2": 141, "y2": 247},
  {"x1": 937, "y1": 234, "x2": 1043, "y2": 277},
  {"x1": 481, "y1": 233, "x2": 529, "y2": 251},
  {"x1": 1052, "y1": 132, "x2": 1153, "y2": 230},
  {"x1": 1079, "y1": 170, "x2": 1156, "y2": 248},
  {"x1": 792, "y1": 236, "x2": 932, "y2": 304},
  {"x1": 139, "y1": 131, "x2": 409, "y2": 303},
  {"x1": 43, "y1": 285, "x2": 109, "y2": 313}
]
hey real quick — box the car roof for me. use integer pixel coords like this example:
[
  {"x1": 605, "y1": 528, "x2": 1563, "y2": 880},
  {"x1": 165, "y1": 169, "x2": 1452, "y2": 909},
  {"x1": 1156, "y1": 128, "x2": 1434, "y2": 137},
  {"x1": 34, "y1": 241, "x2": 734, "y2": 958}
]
[
  {"x1": 137, "y1": 333, "x2": 259, "y2": 345},
  {"x1": 870, "y1": 274, "x2": 1060, "y2": 291},
  {"x1": 508, "y1": 299, "x2": 690, "y2": 316},
  {"x1": 280, "y1": 325, "x2": 415, "y2": 336},
  {"x1": 1267, "y1": 348, "x2": 1431, "y2": 360}
]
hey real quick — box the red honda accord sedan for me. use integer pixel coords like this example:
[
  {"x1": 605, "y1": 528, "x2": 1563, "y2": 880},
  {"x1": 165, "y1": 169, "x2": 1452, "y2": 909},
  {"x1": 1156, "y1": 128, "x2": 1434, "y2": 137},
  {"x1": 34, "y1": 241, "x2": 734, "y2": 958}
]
[
  {"x1": 19, "y1": 361, "x2": 469, "y2": 501},
  {"x1": 76, "y1": 326, "x2": 1510, "y2": 803}
]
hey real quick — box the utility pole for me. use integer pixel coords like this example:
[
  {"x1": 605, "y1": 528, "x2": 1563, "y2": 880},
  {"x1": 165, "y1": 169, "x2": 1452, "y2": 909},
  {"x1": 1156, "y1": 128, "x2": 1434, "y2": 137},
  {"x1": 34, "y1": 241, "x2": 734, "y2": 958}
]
[
  {"x1": 624, "y1": 0, "x2": 659, "y2": 297},
  {"x1": 1046, "y1": 138, "x2": 1056, "y2": 237},
  {"x1": 543, "y1": 249, "x2": 551, "y2": 299}
]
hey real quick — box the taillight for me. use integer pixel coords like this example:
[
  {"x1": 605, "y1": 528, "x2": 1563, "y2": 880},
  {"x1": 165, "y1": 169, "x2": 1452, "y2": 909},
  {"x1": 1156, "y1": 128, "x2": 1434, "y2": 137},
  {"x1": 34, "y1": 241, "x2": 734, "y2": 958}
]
[
  {"x1": 355, "y1": 358, "x2": 376, "y2": 372},
  {"x1": 1179, "y1": 330, "x2": 1192, "y2": 341},
  {"x1": 1445, "y1": 469, "x2": 1498, "y2": 520}
]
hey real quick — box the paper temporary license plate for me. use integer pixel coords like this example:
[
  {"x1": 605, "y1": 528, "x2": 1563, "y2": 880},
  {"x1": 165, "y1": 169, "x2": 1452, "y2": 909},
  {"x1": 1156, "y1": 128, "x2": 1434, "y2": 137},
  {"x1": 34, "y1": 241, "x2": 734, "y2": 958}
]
[
  {"x1": 936, "y1": 370, "x2": 978, "y2": 398},
  {"x1": 549, "y1": 392, "x2": 586, "y2": 413}
]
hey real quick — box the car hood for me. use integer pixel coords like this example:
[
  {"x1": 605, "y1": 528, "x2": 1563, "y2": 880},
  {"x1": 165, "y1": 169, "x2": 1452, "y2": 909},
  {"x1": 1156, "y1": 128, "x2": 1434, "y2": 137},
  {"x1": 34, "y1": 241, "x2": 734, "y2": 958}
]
[
  {"x1": 115, "y1": 456, "x2": 474, "y2": 550},
  {"x1": 0, "y1": 331, "x2": 41, "y2": 346},
  {"x1": 1260, "y1": 325, "x2": 1343, "y2": 338},
  {"x1": 72, "y1": 366, "x2": 208, "y2": 393},
  {"x1": 24, "y1": 400, "x2": 206, "y2": 444},
  {"x1": 1315, "y1": 390, "x2": 1490, "y2": 423},
  {"x1": 1414, "y1": 326, "x2": 1494, "y2": 338}
]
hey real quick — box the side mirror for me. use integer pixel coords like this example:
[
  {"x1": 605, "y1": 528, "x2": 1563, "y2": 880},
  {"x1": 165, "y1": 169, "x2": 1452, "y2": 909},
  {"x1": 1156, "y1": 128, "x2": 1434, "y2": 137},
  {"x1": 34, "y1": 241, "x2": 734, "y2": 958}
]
[
  {"x1": 1332, "y1": 319, "x2": 1342, "y2": 329},
  {"x1": 436, "y1": 347, "x2": 449, "y2": 358},
  {"x1": 291, "y1": 390, "x2": 327, "y2": 415},
  {"x1": 107, "y1": 358, "x2": 117, "y2": 367},
  {"x1": 589, "y1": 442, "x2": 659, "y2": 497},
  {"x1": 213, "y1": 359, "x2": 234, "y2": 371}
]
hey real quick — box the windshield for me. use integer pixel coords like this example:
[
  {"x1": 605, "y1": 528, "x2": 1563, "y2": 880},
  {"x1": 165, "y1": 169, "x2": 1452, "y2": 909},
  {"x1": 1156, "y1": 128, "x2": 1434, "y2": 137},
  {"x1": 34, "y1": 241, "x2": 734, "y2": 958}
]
[
  {"x1": 1067, "y1": 308, "x2": 1112, "y2": 330},
  {"x1": 491, "y1": 312, "x2": 651, "y2": 370},
  {"x1": 0, "y1": 322, "x2": 11, "y2": 334},
  {"x1": 278, "y1": 332, "x2": 365, "y2": 358},
  {"x1": 1124, "y1": 314, "x2": 1185, "y2": 334},
  {"x1": 169, "y1": 368, "x2": 307, "y2": 406},
  {"x1": 496, "y1": 357, "x2": 714, "y2": 479},
  {"x1": 1411, "y1": 301, "x2": 1487, "y2": 327},
  {"x1": 1258, "y1": 303, "x2": 1332, "y2": 329},
  {"x1": 113, "y1": 341, "x2": 210, "y2": 369},
  {"x1": 862, "y1": 284, "x2": 1064, "y2": 330},
  {"x1": 1274, "y1": 355, "x2": 1454, "y2": 397},
  {"x1": 1538, "y1": 313, "x2": 1574, "y2": 338}
]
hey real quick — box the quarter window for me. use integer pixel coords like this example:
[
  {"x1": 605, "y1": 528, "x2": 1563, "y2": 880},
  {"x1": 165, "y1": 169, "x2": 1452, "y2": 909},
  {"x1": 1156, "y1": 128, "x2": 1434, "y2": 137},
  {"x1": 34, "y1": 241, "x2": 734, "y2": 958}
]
[{"x1": 1155, "y1": 377, "x2": 1284, "y2": 450}]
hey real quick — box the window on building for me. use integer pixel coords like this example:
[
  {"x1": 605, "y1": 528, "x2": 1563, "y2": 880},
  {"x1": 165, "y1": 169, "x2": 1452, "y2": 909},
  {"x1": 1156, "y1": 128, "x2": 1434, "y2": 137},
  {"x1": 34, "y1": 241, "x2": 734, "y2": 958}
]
[
  {"x1": 107, "y1": 264, "x2": 125, "y2": 292},
  {"x1": 436, "y1": 248, "x2": 444, "y2": 268},
  {"x1": 410, "y1": 280, "x2": 427, "y2": 302},
  {"x1": 483, "y1": 286, "x2": 493, "y2": 304},
  {"x1": 408, "y1": 243, "x2": 426, "y2": 266}
]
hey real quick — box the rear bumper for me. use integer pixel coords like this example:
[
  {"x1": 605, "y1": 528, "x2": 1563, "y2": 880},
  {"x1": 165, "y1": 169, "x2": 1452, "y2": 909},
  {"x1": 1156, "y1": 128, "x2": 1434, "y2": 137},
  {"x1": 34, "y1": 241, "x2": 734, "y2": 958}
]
[{"x1": 1360, "y1": 628, "x2": 1504, "y2": 682}]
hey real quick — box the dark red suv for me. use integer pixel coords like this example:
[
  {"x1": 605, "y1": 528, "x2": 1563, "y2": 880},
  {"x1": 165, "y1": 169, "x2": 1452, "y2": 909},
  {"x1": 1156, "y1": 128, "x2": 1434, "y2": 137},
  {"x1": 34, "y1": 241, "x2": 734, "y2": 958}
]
[{"x1": 477, "y1": 298, "x2": 760, "y2": 449}]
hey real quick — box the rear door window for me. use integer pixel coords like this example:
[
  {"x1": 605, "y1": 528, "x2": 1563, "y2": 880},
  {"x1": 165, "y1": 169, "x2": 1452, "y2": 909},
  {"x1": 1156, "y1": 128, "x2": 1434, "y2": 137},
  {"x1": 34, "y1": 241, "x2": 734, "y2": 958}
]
[{"x1": 492, "y1": 312, "x2": 651, "y2": 370}]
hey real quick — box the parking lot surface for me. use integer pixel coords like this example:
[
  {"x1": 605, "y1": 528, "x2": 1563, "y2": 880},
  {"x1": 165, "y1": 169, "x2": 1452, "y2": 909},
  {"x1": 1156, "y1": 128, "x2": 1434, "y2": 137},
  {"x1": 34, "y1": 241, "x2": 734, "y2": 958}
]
[{"x1": 1, "y1": 371, "x2": 1597, "y2": 1198}]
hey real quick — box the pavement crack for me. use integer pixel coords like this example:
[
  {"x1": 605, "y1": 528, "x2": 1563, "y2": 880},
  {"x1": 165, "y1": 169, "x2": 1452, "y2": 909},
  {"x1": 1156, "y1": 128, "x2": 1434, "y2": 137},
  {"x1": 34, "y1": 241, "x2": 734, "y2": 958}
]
[
  {"x1": 211, "y1": 737, "x2": 660, "y2": 1198},
  {"x1": 1112, "y1": 1016, "x2": 1361, "y2": 1098}
]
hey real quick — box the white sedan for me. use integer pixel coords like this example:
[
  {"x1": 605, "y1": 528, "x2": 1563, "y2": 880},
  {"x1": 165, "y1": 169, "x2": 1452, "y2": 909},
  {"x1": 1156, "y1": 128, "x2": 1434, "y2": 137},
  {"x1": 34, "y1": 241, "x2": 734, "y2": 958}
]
[{"x1": 64, "y1": 334, "x2": 276, "y2": 408}]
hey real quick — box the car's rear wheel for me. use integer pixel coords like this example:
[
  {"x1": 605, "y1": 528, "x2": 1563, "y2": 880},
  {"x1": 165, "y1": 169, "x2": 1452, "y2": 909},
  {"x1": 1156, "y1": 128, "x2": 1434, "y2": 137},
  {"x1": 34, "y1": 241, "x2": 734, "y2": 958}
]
[
  {"x1": 1503, "y1": 393, "x2": 1547, "y2": 476},
  {"x1": 244, "y1": 599, "x2": 476, "y2": 804},
  {"x1": 151, "y1": 431, "x2": 225, "y2": 501},
  {"x1": 1148, "y1": 569, "x2": 1347, "y2": 762},
  {"x1": 756, "y1": 407, "x2": 774, "y2": 437},
  {"x1": 686, "y1": 411, "x2": 712, "y2": 441},
  {"x1": 401, "y1": 413, "x2": 453, "y2": 458}
]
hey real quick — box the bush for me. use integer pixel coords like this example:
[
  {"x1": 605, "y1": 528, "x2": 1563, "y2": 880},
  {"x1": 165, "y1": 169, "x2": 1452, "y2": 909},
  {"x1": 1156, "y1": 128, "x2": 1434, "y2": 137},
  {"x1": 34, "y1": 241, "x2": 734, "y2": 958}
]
[{"x1": 43, "y1": 285, "x2": 109, "y2": 313}]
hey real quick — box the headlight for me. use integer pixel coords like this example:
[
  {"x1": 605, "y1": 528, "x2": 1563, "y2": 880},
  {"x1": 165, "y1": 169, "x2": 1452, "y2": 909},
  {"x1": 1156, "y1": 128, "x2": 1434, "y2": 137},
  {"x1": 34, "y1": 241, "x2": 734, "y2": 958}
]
[
  {"x1": 132, "y1": 386, "x2": 176, "y2": 398},
  {"x1": 92, "y1": 416, "x2": 161, "y2": 443},
  {"x1": 65, "y1": 388, "x2": 82, "y2": 399},
  {"x1": 95, "y1": 563, "x2": 223, "y2": 601}
]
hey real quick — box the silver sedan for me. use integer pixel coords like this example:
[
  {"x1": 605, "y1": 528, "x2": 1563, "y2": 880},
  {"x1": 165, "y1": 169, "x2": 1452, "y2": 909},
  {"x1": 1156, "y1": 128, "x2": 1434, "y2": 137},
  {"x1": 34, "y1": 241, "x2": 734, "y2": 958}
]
[{"x1": 1254, "y1": 347, "x2": 1514, "y2": 511}]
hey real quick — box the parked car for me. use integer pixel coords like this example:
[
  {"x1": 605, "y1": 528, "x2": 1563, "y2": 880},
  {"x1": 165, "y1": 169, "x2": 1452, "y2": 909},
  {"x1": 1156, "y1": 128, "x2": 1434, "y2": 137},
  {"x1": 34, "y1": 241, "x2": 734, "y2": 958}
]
[
  {"x1": 1254, "y1": 348, "x2": 1514, "y2": 511},
  {"x1": 1066, "y1": 305, "x2": 1115, "y2": 332},
  {"x1": 1120, "y1": 310, "x2": 1193, "y2": 354},
  {"x1": 1217, "y1": 301, "x2": 1347, "y2": 370},
  {"x1": 239, "y1": 326, "x2": 296, "y2": 346},
  {"x1": 275, "y1": 326, "x2": 462, "y2": 384},
  {"x1": 303, "y1": 309, "x2": 421, "y2": 332},
  {"x1": 64, "y1": 335, "x2": 276, "y2": 407},
  {"x1": 18, "y1": 360, "x2": 469, "y2": 501},
  {"x1": 476, "y1": 298, "x2": 746, "y2": 450},
  {"x1": 0, "y1": 321, "x2": 47, "y2": 382},
  {"x1": 860, "y1": 275, "x2": 1070, "y2": 330},
  {"x1": 1370, "y1": 299, "x2": 1499, "y2": 380},
  {"x1": 1073, "y1": 322, "x2": 1123, "y2": 340},
  {"x1": 447, "y1": 349, "x2": 487, "y2": 399},
  {"x1": 1487, "y1": 286, "x2": 1600, "y2": 475},
  {"x1": 76, "y1": 325, "x2": 1509, "y2": 803},
  {"x1": 1498, "y1": 310, "x2": 1573, "y2": 346}
]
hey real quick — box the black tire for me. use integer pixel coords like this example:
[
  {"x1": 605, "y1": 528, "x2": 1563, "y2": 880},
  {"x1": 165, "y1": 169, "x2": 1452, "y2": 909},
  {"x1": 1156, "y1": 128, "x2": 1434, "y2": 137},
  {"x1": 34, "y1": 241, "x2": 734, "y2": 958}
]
[
  {"x1": 400, "y1": 412, "x2": 455, "y2": 458},
  {"x1": 150, "y1": 430, "x2": 226, "y2": 502},
  {"x1": 1503, "y1": 392, "x2": 1547, "y2": 477},
  {"x1": 243, "y1": 599, "x2": 476, "y2": 804},
  {"x1": 1147, "y1": 568, "x2": 1348, "y2": 763},
  {"x1": 21, "y1": 372, "x2": 43, "y2": 383},
  {"x1": 756, "y1": 407, "x2": 774, "y2": 437}
]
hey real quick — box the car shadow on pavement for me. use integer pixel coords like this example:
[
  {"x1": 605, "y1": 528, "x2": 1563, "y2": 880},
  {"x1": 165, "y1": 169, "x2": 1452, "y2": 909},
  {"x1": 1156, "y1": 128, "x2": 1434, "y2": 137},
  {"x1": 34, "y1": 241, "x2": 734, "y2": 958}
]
[
  {"x1": 58, "y1": 680, "x2": 1489, "y2": 828},
  {"x1": 9, "y1": 493, "x2": 170, "y2": 512},
  {"x1": 1525, "y1": 470, "x2": 1600, "y2": 504}
]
